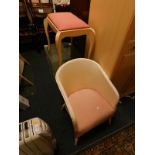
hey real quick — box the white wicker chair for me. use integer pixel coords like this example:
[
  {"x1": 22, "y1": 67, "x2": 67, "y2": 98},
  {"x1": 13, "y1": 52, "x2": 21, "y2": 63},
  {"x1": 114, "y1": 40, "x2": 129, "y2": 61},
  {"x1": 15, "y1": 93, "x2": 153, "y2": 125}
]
[{"x1": 55, "y1": 58, "x2": 119, "y2": 144}]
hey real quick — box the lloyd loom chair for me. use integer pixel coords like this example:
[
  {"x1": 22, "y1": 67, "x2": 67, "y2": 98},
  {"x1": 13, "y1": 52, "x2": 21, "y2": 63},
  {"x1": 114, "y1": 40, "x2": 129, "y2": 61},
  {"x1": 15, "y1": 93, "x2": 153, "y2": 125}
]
[{"x1": 55, "y1": 58, "x2": 119, "y2": 144}]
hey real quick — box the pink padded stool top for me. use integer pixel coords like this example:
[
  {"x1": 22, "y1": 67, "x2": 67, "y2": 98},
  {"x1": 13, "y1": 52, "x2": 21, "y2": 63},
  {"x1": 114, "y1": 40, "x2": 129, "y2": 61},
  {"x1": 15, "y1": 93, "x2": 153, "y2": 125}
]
[
  {"x1": 47, "y1": 12, "x2": 90, "y2": 31},
  {"x1": 68, "y1": 89, "x2": 115, "y2": 135}
]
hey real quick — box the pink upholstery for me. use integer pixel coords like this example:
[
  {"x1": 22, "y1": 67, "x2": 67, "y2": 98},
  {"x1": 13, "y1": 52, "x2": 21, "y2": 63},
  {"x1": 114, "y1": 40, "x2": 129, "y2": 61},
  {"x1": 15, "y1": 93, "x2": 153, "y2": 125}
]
[
  {"x1": 47, "y1": 12, "x2": 90, "y2": 31},
  {"x1": 68, "y1": 89, "x2": 115, "y2": 136}
]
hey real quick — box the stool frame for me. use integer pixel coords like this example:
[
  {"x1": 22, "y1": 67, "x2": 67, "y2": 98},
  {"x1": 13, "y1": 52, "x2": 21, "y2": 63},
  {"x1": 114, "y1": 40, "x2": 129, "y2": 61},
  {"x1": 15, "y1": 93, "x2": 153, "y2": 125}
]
[{"x1": 43, "y1": 16, "x2": 95, "y2": 65}]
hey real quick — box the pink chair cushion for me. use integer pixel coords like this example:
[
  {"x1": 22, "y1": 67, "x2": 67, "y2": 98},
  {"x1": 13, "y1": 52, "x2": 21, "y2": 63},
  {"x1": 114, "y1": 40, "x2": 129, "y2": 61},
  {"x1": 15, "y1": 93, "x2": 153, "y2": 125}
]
[
  {"x1": 47, "y1": 12, "x2": 90, "y2": 31},
  {"x1": 68, "y1": 89, "x2": 115, "y2": 136}
]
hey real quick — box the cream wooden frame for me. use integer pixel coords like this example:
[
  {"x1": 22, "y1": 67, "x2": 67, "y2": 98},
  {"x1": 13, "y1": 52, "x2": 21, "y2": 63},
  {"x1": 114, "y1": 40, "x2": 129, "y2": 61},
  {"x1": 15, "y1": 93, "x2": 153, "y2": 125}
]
[{"x1": 43, "y1": 17, "x2": 95, "y2": 66}]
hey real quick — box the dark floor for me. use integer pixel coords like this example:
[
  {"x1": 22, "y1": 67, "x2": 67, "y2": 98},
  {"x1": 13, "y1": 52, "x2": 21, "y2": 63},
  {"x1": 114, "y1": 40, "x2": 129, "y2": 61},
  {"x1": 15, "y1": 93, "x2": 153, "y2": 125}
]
[{"x1": 19, "y1": 46, "x2": 135, "y2": 155}]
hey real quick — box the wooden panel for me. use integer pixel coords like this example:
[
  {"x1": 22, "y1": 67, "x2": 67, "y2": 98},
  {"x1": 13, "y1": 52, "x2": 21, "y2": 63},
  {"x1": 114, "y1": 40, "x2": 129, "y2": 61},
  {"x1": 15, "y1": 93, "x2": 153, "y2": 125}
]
[
  {"x1": 112, "y1": 52, "x2": 135, "y2": 95},
  {"x1": 88, "y1": 0, "x2": 135, "y2": 77},
  {"x1": 111, "y1": 17, "x2": 135, "y2": 96}
]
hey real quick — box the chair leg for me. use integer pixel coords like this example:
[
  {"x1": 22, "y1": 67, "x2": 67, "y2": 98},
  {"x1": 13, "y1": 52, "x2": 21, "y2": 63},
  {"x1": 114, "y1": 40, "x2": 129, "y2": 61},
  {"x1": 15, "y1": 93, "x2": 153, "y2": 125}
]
[
  {"x1": 74, "y1": 137, "x2": 78, "y2": 145},
  {"x1": 119, "y1": 100, "x2": 122, "y2": 104},
  {"x1": 19, "y1": 74, "x2": 34, "y2": 86},
  {"x1": 43, "y1": 18, "x2": 51, "y2": 51},
  {"x1": 108, "y1": 117, "x2": 112, "y2": 125},
  {"x1": 19, "y1": 54, "x2": 30, "y2": 65},
  {"x1": 61, "y1": 103, "x2": 65, "y2": 111},
  {"x1": 55, "y1": 32, "x2": 63, "y2": 66}
]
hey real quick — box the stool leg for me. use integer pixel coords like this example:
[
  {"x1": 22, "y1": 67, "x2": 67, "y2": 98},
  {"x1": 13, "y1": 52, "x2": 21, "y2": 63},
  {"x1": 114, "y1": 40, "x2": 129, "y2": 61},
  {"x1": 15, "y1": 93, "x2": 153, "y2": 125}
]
[
  {"x1": 55, "y1": 32, "x2": 63, "y2": 66},
  {"x1": 43, "y1": 18, "x2": 51, "y2": 51},
  {"x1": 85, "y1": 28, "x2": 96, "y2": 58}
]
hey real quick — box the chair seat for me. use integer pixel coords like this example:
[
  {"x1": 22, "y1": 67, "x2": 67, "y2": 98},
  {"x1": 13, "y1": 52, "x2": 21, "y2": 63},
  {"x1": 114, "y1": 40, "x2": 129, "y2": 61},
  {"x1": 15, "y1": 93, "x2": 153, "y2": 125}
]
[
  {"x1": 68, "y1": 89, "x2": 115, "y2": 136},
  {"x1": 47, "y1": 12, "x2": 90, "y2": 31}
]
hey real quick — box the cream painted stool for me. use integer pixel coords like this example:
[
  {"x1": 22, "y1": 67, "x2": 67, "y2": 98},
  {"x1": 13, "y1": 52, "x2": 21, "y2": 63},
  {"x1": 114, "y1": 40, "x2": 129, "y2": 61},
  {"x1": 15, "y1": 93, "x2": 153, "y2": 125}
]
[{"x1": 44, "y1": 12, "x2": 95, "y2": 66}]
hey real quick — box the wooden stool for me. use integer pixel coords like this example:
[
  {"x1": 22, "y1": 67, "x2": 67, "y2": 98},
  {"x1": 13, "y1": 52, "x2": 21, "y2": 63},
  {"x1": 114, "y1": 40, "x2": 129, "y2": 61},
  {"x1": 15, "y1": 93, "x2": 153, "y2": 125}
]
[{"x1": 44, "y1": 12, "x2": 95, "y2": 65}]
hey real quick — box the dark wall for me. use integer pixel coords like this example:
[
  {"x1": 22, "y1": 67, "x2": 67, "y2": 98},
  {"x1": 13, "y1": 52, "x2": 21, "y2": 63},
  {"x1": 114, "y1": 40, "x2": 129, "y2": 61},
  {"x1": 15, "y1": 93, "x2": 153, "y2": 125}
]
[{"x1": 70, "y1": 0, "x2": 91, "y2": 57}]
